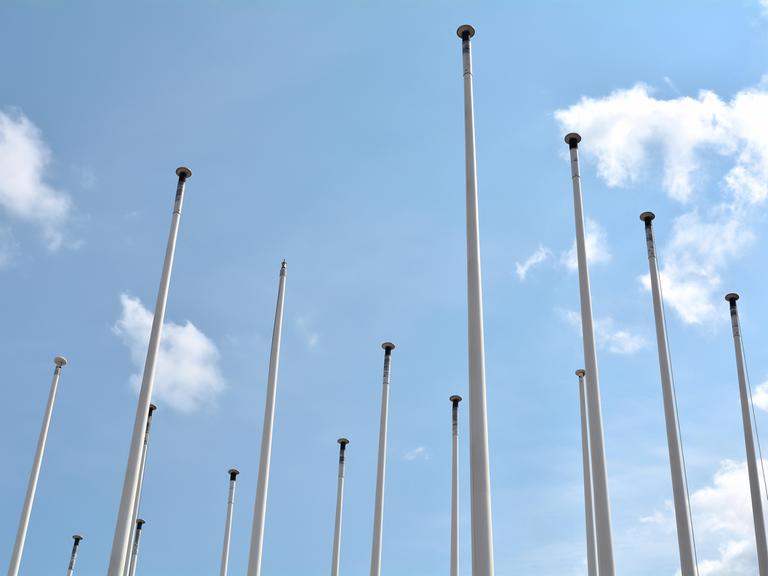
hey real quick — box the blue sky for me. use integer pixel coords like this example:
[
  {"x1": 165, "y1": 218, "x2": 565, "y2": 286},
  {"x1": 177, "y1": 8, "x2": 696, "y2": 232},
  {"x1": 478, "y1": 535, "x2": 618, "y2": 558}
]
[{"x1": 2, "y1": 1, "x2": 768, "y2": 575}]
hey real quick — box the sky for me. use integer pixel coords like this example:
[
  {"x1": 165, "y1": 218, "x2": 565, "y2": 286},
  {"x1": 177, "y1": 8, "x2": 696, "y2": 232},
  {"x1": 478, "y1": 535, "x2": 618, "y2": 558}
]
[{"x1": 1, "y1": 1, "x2": 768, "y2": 575}]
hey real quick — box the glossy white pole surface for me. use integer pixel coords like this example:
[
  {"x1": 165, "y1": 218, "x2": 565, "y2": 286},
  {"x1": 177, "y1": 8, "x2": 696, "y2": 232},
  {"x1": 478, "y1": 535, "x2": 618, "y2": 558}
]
[
  {"x1": 450, "y1": 396, "x2": 462, "y2": 576},
  {"x1": 331, "y1": 439, "x2": 349, "y2": 576},
  {"x1": 577, "y1": 370, "x2": 598, "y2": 576},
  {"x1": 220, "y1": 469, "x2": 240, "y2": 576}
]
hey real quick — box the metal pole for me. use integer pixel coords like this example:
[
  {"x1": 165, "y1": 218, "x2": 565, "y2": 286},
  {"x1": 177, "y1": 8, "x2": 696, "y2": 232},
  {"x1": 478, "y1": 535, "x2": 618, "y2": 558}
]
[
  {"x1": 450, "y1": 395, "x2": 462, "y2": 576},
  {"x1": 640, "y1": 212, "x2": 698, "y2": 575},
  {"x1": 124, "y1": 404, "x2": 157, "y2": 576},
  {"x1": 246, "y1": 261, "x2": 288, "y2": 576},
  {"x1": 456, "y1": 24, "x2": 495, "y2": 576},
  {"x1": 66, "y1": 535, "x2": 83, "y2": 576},
  {"x1": 7, "y1": 355, "x2": 67, "y2": 576},
  {"x1": 127, "y1": 520, "x2": 145, "y2": 576},
  {"x1": 331, "y1": 438, "x2": 349, "y2": 576},
  {"x1": 564, "y1": 133, "x2": 615, "y2": 575},
  {"x1": 576, "y1": 370, "x2": 598, "y2": 576},
  {"x1": 725, "y1": 293, "x2": 768, "y2": 575},
  {"x1": 370, "y1": 342, "x2": 395, "y2": 576},
  {"x1": 107, "y1": 167, "x2": 191, "y2": 576},
  {"x1": 220, "y1": 469, "x2": 240, "y2": 576}
]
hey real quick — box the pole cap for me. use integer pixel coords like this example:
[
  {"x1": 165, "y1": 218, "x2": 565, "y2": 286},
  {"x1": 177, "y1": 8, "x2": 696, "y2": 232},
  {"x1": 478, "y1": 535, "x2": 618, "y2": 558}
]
[
  {"x1": 149, "y1": 403, "x2": 157, "y2": 413},
  {"x1": 450, "y1": 394, "x2": 463, "y2": 403},
  {"x1": 136, "y1": 519, "x2": 146, "y2": 528},
  {"x1": 175, "y1": 166, "x2": 192, "y2": 179},
  {"x1": 381, "y1": 342, "x2": 395, "y2": 351},
  {"x1": 725, "y1": 292, "x2": 740, "y2": 303},
  {"x1": 639, "y1": 211, "x2": 656, "y2": 222},
  {"x1": 281, "y1": 260, "x2": 287, "y2": 270},
  {"x1": 228, "y1": 468, "x2": 240, "y2": 480},
  {"x1": 457, "y1": 24, "x2": 475, "y2": 39},
  {"x1": 575, "y1": 369, "x2": 586, "y2": 377},
  {"x1": 54, "y1": 356, "x2": 68, "y2": 367},
  {"x1": 338, "y1": 437, "x2": 350, "y2": 446},
  {"x1": 72, "y1": 534, "x2": 83, "y2": 542},
  {"x1": 564, "y1": 133, "x2": 582, "y2": 148}
]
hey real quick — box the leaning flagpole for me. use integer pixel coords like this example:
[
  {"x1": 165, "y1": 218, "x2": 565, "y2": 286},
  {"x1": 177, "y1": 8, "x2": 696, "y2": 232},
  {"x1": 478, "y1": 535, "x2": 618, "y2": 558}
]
[
  {"x1": 107, "y1": 167, "x2": 192, "y2": 576},
  {"x1": 456, "y1": 24, "x2": 495, "y2": 576},
  {"x1": 220, "y1": 469, "x2": 240, "y2": 576},
  {"x1": 576, "y1": 370, "x2": 598, "y2": 576},
  {"x1": 450, "y1": 395, "x2": 463, "y2": 576},
  {"x1": 246, "y1": 261, "x2": 288, "y2": 576},
  {"x1": 8, "y1": 355, "x2": 68, "y2": 576},
  {"x1": 564, "y1": 133, "x2": 615, "y2": 575},
  {"x1": 725, "y1": 293, "x2": 768, "y2": 576},
  {"x1": 640, "y1": 212, "x2": 698, "y2": 576},
  {"x1": 331, "y1": 438, "x2": 349, "y2": 576},
  {"x1": 66, "y1": 535, "x2": 83, "y2": 576}
]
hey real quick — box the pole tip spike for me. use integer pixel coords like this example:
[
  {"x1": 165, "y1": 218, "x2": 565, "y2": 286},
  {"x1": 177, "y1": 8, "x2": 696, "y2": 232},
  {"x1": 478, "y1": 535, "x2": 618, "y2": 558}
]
[
  {"x1": 54, "y1": 355, "x2": 68, "y2": 367},
  {"x1": 338, "y1": 437, "x2": 350, "y2": 446},
  {"x1": 564, "y1": 132, "x2": 582, "y2": 148},
  {"x1": 575, "y1": 368, "x2": 586, "y2": 377},
  {"x1": 725, "y1": 292, "x2": 740, "y2": 303},
  {"x1": 456, "y1": 24, "x2": 475, "y2": 39},
  {"x1": 281, "y1": 260, "x2": 287, "y2": 269},
  {"x1": 73, "y1": 534, "x2": 83, "y2": 542},
  {"x1": 639, "y1": 211, "x2": 656, "y2": 222},
  {"x1": 175, "y1": 166, "x2": 192, "y2": 179},
  {"x1": 381, "y1": 341, "x2": 395, "y2": 351},
  {"x1": 450, "y1": 394, "x2": 463, "y2": 403}
]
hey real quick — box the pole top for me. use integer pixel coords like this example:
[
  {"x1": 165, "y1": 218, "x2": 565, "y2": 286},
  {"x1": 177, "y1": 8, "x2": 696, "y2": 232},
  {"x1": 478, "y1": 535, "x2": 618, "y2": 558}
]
[
  {"x1": 575, "y1": 368, "x2": 586, "y2": 377},
  {"x1": 281, "y1": 260, "x2": 287, "y2": 270},
  {"x1": 381, "y1": 341, "x2": 395, "y2": 351},
  {"x1": 136, "y1": 519, "x2": 146, "y2": 528},
  {"x1": 149, "y1": 403, "x2": 157, "y2": 413},
  {"x1": 73, "y1": 534, "x2": 84, "y2": 542},
  {"x1": 450, "y1": 394, "x2": 463, "y2": 404},
  {"x1": 639, "y1": 211, "x2": 656, "y2": 223},
  {"x1": 564, "y1": 132, "x2": 582, "y2": 148},
  {"x1": 175, "y1": 166, "x2": 192, "y2": 179},
  {"x1": 338, "y1": 437, "x2": 350, "y2": 446},
  {"x1": 228, "y1": 468, "x2": 240, "y2": 480},
  {"x1": 456, "y1": 24, "x2": 475, "y2": 39},
  {"x1": 54, "y1": 355, "x2": 68, "y2": 367},
  {"x1": 725, "y1": 292, "x2": 740, "y2": 303}
]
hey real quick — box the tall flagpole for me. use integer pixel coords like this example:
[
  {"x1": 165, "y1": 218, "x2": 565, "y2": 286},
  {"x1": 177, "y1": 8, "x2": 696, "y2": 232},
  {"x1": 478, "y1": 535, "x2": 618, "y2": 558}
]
[
  {"x1": 457, "y1": 24, "x2": 495, "y2": 576},
  {"x1": 450, "y1": 395, "x2": 463, "y2": 576},
  {"x1": 124, "y1": 404, "x2": 157, "y2": 576},
  {"x1": 127, "y1": 520, "x2": 145, "y2": 576},
  {"x1": 331, "y1": 438, "x2": 349, "y2": 576},
  {"x1": 107, "y1": 167, "x2": 192, "y2": 576},
  {"x1": 576, "y1": 370, "x2": 598, "y2": 576},
  {"x1": 370, "y1": 342, "x2": 395, "y2": 576},
  {"x1": 66, "y1": 535, "x2": 83, "y2": 576},
  {"x1": 725, "y1": 293, "x2": 768, "y2": 576},
  {"x1": 247, "y1": 261, "x2": 288, "y2": 576},
  {"x1": 220, "y1": 469, "x2": 240, "y2": 576},
  {"x1": 640, "y1": 212, "x2": 697, "y2": 576},
  {"x1": 7, "y1": 355, "x2": 67, "y2": 576},
  {"x1": 564, "y1": 133, "x2": 615, "y2": 575}
]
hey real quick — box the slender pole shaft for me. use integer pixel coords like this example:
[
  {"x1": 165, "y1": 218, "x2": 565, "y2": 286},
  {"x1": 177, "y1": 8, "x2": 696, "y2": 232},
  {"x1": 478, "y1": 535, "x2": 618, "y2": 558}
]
[
  {"x1": 726, "y1": 293, "x2": 768, "y2": 575},
  {"x1": 370, "y1": 343, "x2": 395, "y2": 576},
  {"x1": 331, "y1": 439, "x2": 349, "y2": 576},
  {"x1": 7, "y1": 356, "x2": 67, "y2": 576},
  {"x1": 641, "y1": 213, "x2": 698, "y2": 575},
  {"x1": 457, "y1": 24, "x2": 495, "y2": 576},
  {"x1": 450, "y1": 396, "x2": 463, "y2": 576},
  {"x1": 564, "y1": 133, "x2": 615, "y2": 575},
  {"x1": 107, "y1": 167, "x2": 191, "y2": 576},
  {"x1": 576, "y1": 370, "x2": 598, "y2": 576},
  {"x1": 66, "y1": 535, "x2": 83, "y2": 576},
  {"x1": 127, "y1": 520, "x2": 145, "y2": 576},
  {"x1": 220, "y1": 469, "x2": 240, "y2": 576},
  {"x1": 246, "y1": 261, "x2": 288, "y2": 576},
  {"x1": 124, "y1": 404, "x2": 157, "y2": 576}
]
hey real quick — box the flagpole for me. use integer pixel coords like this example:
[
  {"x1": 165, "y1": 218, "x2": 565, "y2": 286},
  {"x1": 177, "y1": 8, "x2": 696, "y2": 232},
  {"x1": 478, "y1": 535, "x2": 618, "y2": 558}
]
[
  {"x1": 450, "y1": 395, "x2": 463, "y2": 576},
  {"x1": 640, "y1": 212, "x2": 697, "y2": 575},
  {"x1": 66, "y1": 535, "x2": 83, "y2": 576},
  {"x1": 457, "y1": 24, "x2": 495, "y2": 576},
  {"x1": 576, "y1": 370, "x2": 598, "y2": 576},
  {"x1": 564, "y1": 133, "x2": 615, "y2": 575},
  {"x1": 220, "y1": 469, "x2": 240, "y2": 576},
  {"x1": 127, "y1": 520, "x2": 145, "y2": 576},
  {"x1": 331, "y1": 438, "x2": 349, "y2": 576},
  {"x1": 370, "y1": 342, "x2": 395, "y2": 576},
  {"x1": 7, "y1": 355, "x2": 68, "y2": 576},
  {"x1": 247, "y1": 261, "x2": 288, "y2": 576},
  {"x1": 725, "y1": 293, "x2": 768, "y2": 575},
  {"x1": 107, "y1": 167, "x2": 191, "y2": 576}
]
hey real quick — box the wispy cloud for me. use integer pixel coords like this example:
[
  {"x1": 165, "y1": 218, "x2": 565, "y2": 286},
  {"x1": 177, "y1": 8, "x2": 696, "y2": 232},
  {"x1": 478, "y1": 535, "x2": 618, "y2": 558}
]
[
  {"x1": 295, "y1": 316, "x2": 319, "y2": 349},
  {"x1": 114, "y1": 294, "x2": 226, "y2": 413},
  {"x1": 404, "y1": 446, "x2": 430, "y2": 461},
  {"x1": 0, "y1": 110, "x2": 73, "y2": 250},
  {"x1": 561, "y1": 217, "x2": 611, "y2": 272},
  {"x1": 515, "y1": 245, "x2": 551, "y2": 281},
  {"x1": 557, "y1": 308, "x2": 647, "y2": 355}
]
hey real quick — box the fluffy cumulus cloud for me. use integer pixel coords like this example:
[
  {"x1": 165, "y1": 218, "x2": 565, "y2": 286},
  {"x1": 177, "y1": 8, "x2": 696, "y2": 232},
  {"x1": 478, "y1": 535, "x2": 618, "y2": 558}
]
[
  {"x1": 555, "y1": 83, "x2": 768, "y2": 325},
  {"x1": 561, "y1": 217, "x2": 612, "y2": 272},
  {"x1": 114, "y1": 294, "x2": 226, "y2": 413},
  {"x1": 557, "y1": 308, "x2": 647, "y2": 354},
  {"x1": 0, "y1": 110, "x2": 72, "y2": 250},
  {"x1": 754, "y1": 381, "x2": 768, "y2": 412}
]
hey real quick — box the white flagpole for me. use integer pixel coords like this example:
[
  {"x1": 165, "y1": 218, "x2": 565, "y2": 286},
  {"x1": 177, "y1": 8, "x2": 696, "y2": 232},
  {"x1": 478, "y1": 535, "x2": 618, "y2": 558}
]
[
  {"x1": 127, "y1": 520, "x2": 145, "y2": 576},
  {"x1": 725, "y1": 293, "x2": 768, "y2": 575},
  {"x1": 370, "y1": 342, "x2": 395, "y2": 576},
  {"x1": 66, "y1": 535, "x2": 83, "y2": 576},
  {"x1": 641, "y1": 212, "x2": 698, "y2": 575},
  {"x1": 456, "y1": 24, "x2": 495, "y2": 576},
  {"x1": 450, "y1": 395, "x2": 463, "y2": 576},
  {"x1": 246, "y1": 261, "x2": 288, "y2": 576},
  {"x1": 576, "y1": 370, "x2": 598, "y2": 576},
  {"x1": 564, "y1": 133, "x2": 615, "y2": 575},
  {"x1": 107, "y1": 167, "x2": 191, "y2": 576},
  {"x1": 331, "y1": 438, "x2": 349, "y2": 576},
  {"x1": 124, "y1": 404, "x2": 157, "y2": 576},
  {"x1": 7, "y1": 355, "x2": 67, "y2": 576},
  {"x1": 220, "y1": 469, "x2": 240, "y2": 576}
]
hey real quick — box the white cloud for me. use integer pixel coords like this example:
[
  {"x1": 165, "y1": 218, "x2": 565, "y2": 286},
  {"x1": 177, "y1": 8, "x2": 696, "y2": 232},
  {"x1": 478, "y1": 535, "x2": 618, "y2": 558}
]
[
  {"x1": 557, "y1": 308, "x2": 647, "y2": 355},
  {"x1": 0, "y1": 110, "x2": 72, "y2": 249},
  {"x1": 753, "y1": 381, "x2": 768, "y2": 412},
  {"x1": 761, "y1": 0, "x2": 768, "y2": 17},
  {"x1": 295, "y1": 316, "x2": 319, "y2": 349},
  {"x1": 404, "y1": 446, "x2": 430, "y2": 461},
  {"x1": 561, "y1": 218, "x2": 611, "y2": 271},
  {"x1": 515, "y1": 245, "x2": 551, "y2": 280},
  {"x1": 556, "y1": 83, "x2": 768, "y2": 325},
  {"x1": 114, "y1": 294, "x2": 226, "y2": 413}
]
